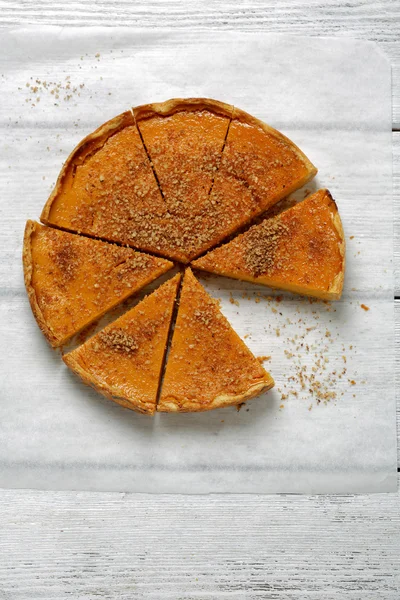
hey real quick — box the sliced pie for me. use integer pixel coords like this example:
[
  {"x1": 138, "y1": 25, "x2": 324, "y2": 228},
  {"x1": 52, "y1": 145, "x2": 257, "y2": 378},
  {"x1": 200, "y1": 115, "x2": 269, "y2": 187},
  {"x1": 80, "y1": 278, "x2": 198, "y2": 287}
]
[
  {"x1": 158, "y1": 269, "x2": 274, "y2": 412},
  {"x1": 192, "y1": 189, "x2": 345, "y2": 300},
  {"x1": 63, "y1": 274, "x2": 181, "y2": 415},
  {"x1": 23, "y1": 221, "x2": 173, "y2": 347},
  {"x1": 41, "y1": 100, "x2": 316, "y2": 263}
]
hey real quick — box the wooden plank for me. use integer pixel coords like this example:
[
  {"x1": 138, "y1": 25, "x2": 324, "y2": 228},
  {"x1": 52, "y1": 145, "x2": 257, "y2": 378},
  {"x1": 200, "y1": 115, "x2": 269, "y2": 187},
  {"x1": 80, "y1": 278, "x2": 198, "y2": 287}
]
[
  {"x1": 394, "y1": 134, "x2": 400, "y2": 294},
  {"x1": 0, "y1": 483, "x2": 399, "y2": 599},
  {"x1": 1, "y1": 1, "x2": 399, "y2": 127},
  {"x1": 395, "y1": 299, "x2": 400, "y2": 464}
]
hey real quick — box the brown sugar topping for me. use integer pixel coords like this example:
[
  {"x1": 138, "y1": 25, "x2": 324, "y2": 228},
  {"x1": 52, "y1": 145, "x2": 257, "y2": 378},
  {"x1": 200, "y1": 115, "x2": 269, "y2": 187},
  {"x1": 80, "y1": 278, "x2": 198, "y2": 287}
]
[
  {"x1": 49, "y1": 238, "x2": 78, "y2": 281},
  {"x1": 244, "y1": 217, "x2": 289, "y2": 277},
  {"x1": 95, "y1": 309, "x2": 169, "y2": 357},
  {"x1": 98, "y1": 328, "x2": 139, "y2": 354}
]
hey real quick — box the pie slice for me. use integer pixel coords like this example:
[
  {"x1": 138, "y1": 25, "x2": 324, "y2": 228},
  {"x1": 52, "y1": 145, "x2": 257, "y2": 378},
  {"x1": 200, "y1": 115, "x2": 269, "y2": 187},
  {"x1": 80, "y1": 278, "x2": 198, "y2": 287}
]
[
  {"x1": 63, "y1": 274, "x2": 181, "y2": 415},
  {"x1": 23, "y1": 221, "x2": 173, "y2": 347},
  {"x1": 192, "y1": 189, "x2": 345, "y2": 300},
  {"x1": 133, "y1": 98, "x2": 232, "y2": 262},
  {"x1": 158, "y1": 269, "x2": 274, "y2": 412},
  {"x1": 40, "y1": 111, "x2": 170, "y2": 257},
  {"x1": 199, "y1": 106, "x2": 318, "y2": 255}
]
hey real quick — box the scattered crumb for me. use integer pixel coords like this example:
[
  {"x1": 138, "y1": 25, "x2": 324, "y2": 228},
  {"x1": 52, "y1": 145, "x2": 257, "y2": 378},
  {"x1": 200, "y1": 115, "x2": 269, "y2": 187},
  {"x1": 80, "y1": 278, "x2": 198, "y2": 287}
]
[
  {"x1": 22, "y1": 77, "x2": 85, "y2": 107},
  {"x1": 360, "y1": 304, "x2": 370, "y2": 311},
  {"x1": 229, "y1": 293, "x2": 240, "y2": 306},
  {"x1": 257, "y1": 355, "x2": 271, "y2": 363},
  {"x1": 350, "y1": 235, "x2": 354, "y2": 240}
]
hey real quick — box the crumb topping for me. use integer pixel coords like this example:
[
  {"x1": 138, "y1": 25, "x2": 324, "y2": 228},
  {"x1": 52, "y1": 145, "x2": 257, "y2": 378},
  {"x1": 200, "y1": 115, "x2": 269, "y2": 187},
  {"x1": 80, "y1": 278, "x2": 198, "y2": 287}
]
[
  {"x1": 244, "y1": 217, "x2": 289, "y2": 277},
  {"x1": 97, "y1": 328, "x2": 138, "y2": 353}
]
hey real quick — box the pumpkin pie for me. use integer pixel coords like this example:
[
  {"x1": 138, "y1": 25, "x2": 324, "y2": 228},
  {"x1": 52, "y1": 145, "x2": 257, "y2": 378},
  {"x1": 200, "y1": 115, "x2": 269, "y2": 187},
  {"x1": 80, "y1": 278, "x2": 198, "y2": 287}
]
[
  {"x1": 158, "y1": 269, "x2": 274, "y2": 412},
  {"x1": 23, "y1": 221, "x2": 173, "y2": 347},
  {"x1": 63, "y1": 274, "x2": 181, "y2": 415},
  {"x1": 192, "y1": 189, "x2": 345, "y2": 300}
]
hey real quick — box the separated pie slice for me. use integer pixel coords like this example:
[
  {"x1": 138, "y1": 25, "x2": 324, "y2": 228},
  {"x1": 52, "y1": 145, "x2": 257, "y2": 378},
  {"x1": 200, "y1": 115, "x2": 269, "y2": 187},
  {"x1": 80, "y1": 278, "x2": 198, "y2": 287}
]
[
  {"x1": 23, "y1": 221, "x2": 173, "y2": 347},
  {"x1": 63, "y1": 274, "x2": 181, "y2": 415},
  {"x1": 200, "y1": 106, "x2": 318, "y2": 255},
  {"x1": 158, "y1": 269, "x2": 274, "y2": 413},
  {"x1": 133, "y1": 98, "x2": 232, "y2": 262},
  {"x1": 192, "y1": 189, "x2": 345, "y2": 300},
  {"x1": 40, "y1": 111, "x2": 170, "y2": 257}
]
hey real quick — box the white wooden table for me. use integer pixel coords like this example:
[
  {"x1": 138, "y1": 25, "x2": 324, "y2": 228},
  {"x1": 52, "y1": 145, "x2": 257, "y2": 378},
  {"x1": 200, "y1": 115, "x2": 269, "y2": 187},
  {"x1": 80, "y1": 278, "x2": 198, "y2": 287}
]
[{"x1": 1, "y1": 2, "x2": 399, "y2": 598}]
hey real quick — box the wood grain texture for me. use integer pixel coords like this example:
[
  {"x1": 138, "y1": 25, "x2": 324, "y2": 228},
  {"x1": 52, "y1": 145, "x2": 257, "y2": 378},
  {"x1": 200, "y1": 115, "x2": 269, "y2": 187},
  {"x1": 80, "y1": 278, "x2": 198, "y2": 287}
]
[
  {"x1": 1, "y1": 0, "x2": 399, "y2": 127},
  {"x1": 394, "y1": 134, "x2": 400, "y2": 294},
  {"x1": 0, "y1": 3, "x2": 399, "y2": 598},
  {"x1": 0, "y1": 483, "x2": 399, "y2": 599}
]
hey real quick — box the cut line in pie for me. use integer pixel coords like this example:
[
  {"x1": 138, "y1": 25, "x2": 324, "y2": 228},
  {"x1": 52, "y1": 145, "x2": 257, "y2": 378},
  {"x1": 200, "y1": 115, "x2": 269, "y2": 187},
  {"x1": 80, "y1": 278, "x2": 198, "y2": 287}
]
[
  {"x1": 63, "y1": 274, "x2": 181, "y2": 415},
  {"x1": 23, "y1": 220, "x2": 173, "y2": 347},
  {"x1": 158, "y1": 269, "x2": 274, "y2": 412},
  {"x1": 41, "y1": 98, "x2": 317, "y2": 263},
  {"x1": 192, "y1": 189, "x2": 345, "y2": 300}
]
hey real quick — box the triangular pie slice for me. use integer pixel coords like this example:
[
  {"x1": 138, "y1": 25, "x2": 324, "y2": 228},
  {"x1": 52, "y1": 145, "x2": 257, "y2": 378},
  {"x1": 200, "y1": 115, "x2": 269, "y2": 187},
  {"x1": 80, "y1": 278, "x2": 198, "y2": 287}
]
[
  {"x1": 199, "y1": 105, "x2": 318, "y2": 256},
  {"x1": 40, "y1": 111, "x2": 171, "y2": 257},
  {"x1": 63, "y1": 274, "x2": 181, "y2": 415},
  {"x1": 23, "y1": 221, "x2": 173, "y2": 347},
  {"x1": 192, "y1": 189, "x2": 345, "y2": 300},
  {"x1": 133, "y1": 98, "x2": 232, "y2": 262},
  {"x1": 158, "y1": 269, "x2": 274, "y2": 412}
]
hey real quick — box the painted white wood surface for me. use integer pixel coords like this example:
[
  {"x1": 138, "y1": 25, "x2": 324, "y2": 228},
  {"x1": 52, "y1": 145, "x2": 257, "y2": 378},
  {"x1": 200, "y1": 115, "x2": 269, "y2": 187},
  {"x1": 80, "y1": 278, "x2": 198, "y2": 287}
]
[
  {"x1": 0, "y1": 483, "x2": 399, "y2": 600},
  {"x1": 0, "y1": 2, "x2": 399, "y2": 598}
]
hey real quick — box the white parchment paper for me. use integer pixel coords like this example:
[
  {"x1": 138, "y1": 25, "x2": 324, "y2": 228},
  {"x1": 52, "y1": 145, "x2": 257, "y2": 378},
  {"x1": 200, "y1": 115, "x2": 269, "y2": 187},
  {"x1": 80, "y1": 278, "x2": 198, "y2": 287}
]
[{"x1": 0, "y1": 28, "x2": 396, "y2": 493}]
